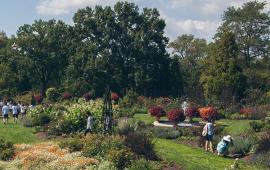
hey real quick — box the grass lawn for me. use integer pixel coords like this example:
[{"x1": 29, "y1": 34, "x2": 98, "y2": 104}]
[
  {"x1": 0, "y1": 120, "x2": 39, "y2": 143},
  {"x1": 155, "y1": 139, "x2": 262, "y2": 170},
  {"x1": 216, "y1": 119, "x2": 254, "y2": 135},
  {"x1": 133, "y1": 113, "x2": 155, "y2": 125}
]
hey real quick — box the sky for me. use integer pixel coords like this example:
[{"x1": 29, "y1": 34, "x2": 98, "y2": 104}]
[{"x1": 0, "y1": 0, "x2": 269, "y2": 42}]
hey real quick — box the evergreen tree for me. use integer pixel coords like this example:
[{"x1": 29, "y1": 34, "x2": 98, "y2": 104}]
[{"x1": 200, "y1": 31, "x2": 246, "y2": 103}]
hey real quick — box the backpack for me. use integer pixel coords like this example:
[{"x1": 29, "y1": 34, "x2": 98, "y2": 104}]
[{"x1": 202, "y1": 124, "x2": 208, "y2": 136}]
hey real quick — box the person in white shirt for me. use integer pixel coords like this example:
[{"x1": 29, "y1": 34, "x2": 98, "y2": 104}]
[
  {"x1": 20, "y1": 104, "x2": 27, "y2": 118},
  {"x1": 12, "y1": 103, "x2": 18, "y2": 123},
  {"x1": 2, "y1": 102, "x2": 9, "y2": 124},
  {"x1": 84, "y1": 112, "x2": 94, "y2": 136}
]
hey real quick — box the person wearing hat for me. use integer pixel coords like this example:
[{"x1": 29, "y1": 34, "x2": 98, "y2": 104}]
[{"x1": 217, "y1": 135, "x2": 233, "y2": 156}]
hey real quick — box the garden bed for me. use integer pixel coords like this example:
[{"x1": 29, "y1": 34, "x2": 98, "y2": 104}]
[{"x1": 153, "y1": 120, "x2": 201, "y2": 128}]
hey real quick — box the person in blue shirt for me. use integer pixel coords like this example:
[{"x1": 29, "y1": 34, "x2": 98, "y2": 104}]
[
  {"x1": 217, "y1": 135, "x2": 233, "y2": 156},
  {"x1": 2, "y1": 102, "x2": 9, "y2": 124},
  {"x1": 204, "y1": 118, "x2": 214, "y2": 152}
]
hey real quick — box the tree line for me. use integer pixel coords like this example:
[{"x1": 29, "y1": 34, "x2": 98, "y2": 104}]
[{"x1": 0, "y1": 1, "x2": 269, "y2": 105}]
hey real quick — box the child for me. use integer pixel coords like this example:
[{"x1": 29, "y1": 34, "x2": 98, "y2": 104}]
[
  {"x1": 217, "y1": 135, "x2": 233, "y2": 156},
  {"x1": 84, "y1": 112, "x2": 94, "y2": 136},
  {"x1": 203, "y1": 119, "x2": 214, "y2": 152}
]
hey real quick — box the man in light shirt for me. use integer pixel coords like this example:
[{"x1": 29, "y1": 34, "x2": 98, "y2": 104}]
[
  {"x1": 84, "y1": 112, "x2": 94, "y2": 136},
  {"x1": 2, "y1": 102, "x2": 9, "y2": 124},
  {"x1": 12, "y1": 103, "x2": 18, "y2": 123}
]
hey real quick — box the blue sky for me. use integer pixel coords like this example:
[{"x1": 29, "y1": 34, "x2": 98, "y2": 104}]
[{"x1": 1, "y1": 0, "x2": 269, "y2": 42}]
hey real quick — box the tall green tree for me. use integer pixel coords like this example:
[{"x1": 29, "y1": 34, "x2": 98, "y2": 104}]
[
  {"x1": 219, "y1": 1, "x2": 270, "y2": 67},
  {"x1": 71, "y1": 2, "x2": 170, "y2": 96},
  {"x1": 200, "y1": 31, "x2": 246, "y2": 103},
  {"x1": 169, "y1": 34, "x2": 207, "y2": 100},
  {"x1": 16, "y1": 19, "x2": 72, "y2": 95}
]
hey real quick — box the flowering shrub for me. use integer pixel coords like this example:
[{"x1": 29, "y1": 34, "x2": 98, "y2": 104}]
[
  {"x1": 198, "y1": 107, "x2": 218, "y2": 121},
  {"x1": 34, "y1": 95, "x2": 43, "y2": 104},
  {"x1": 111, "y1": 92, "x2": 120, "y2": 101},
  {"x1": 185, "y1": 107, "x2": 198, "y2": 118},
  {"x1": 149, "y1": 106, "x2": 166, "y2": 121},
  {"x1": 167, "y1": 109, "x2": 185, "y2": 124},
  {"x1": 48, "y1": 99, "x2": 104, "y2": 135},
  {"x1": 240, "y1": 108, "x2": 255, "y2": 118},
  {"x1": 63, "y1": 92, "x2": 72, "y2": 100}
]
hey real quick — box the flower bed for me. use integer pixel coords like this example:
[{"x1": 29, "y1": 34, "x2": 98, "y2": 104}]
[
  {"x1": 149, "y1": 106, "x2": 166, "y2": 121},
  {"x1": 167, "y1": 109, "x2": 185, "y2": 126},
  {"x1": 198, "y1": 107, "x2": 218, "y2": 121}
]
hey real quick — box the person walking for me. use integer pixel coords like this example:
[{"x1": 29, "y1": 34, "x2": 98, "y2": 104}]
[
  {"x1": 20, "y1": 103, "x2": 27, "y2": 118},
  {"x1": 84, "y1": 112, "x2": 94, "y2": 136},
  {"x1": 12, "y1": 103, "x2": 19, "y2": 123},
  {"x1": 217, "y1": 135, "x2": 233, "y2": 156},
  {"x1": 17, "y1": 102, "x2": 22, "y2": 117},
  {"x1": 202, "y1": 118, "x2": 214, "y2": 152},
  {"x1": 2, "y1": 102, "x2": 9, "y2": 124}
]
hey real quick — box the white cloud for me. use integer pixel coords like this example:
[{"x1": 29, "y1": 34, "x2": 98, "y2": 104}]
[
  {"x1": 36, "y1": 0, "x2": 116, "y2": 15},
  {"x1": 160, "y1": 11, "x2": 221, "y2": 42},
  {"x1": 201, "y1": 3, "x2": 219, "y2": 15}
]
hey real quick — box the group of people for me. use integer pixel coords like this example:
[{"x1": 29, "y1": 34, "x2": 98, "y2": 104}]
[
  {"x1": 1, "y1": 101, "x2": 28, "y2": 124},
  {"x1": 203, "y1": 119, "x2": 233, "y2": 156}
]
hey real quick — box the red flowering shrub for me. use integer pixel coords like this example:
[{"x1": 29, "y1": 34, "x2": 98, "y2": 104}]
[
  {"x1": 149, "y1": 106, "x2": 166, "y2": 121},
  {"x1": 240, "y1": 108, "x2": 255, "y2": 118},
  {"x1": 63, "y1": 92, "x2": 72, "y2": 100},
  {"x1": 34, "y1": 95, "x2": 43, "y2": 104},
  {"x1": 198, "y1": 107, "x2": 218, "y2": 121},
  {"x1": 111, "y1": 92, "x2": 120, "y2": 101},
  {"x1": 185, "y1": 107, "x2": 198, "y2": 118},
  {"x1": 167, "y1": 109, "x2": 185, "y2": 124},
  {"x1": 83, "y1": 92, "x2": 92, "y2": 101}
]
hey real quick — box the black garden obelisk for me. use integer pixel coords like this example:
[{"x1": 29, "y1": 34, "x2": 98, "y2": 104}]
[{"x1": 103, "y1": 86, "x2": 113, "y2": 134}]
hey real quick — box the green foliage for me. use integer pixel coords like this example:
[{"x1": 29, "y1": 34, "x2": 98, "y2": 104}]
[
  {"x1": 45, "y1": 87, "x2": 60, "y2": 102},
  {"x1": 0, "y1": 139, "x2": 14, "y2": 161},
  {"x1": 59, "y1": 138, "x2": 84, "y2": 152},
  {"x1": 16, "y1": 19, "x2": 71, "y2": 95},
  {"x1": 29, "y1": 106, "x2": 53, "y2": 126},
  {"x1": 229, "y1": 131, "x2": 257, "y2": 155},
  {"x1": 119, "y1": 89, "x2": 139, "y2": 108},
  {"x1": 128, "y1": 159, "x2": 158, "y2": 170},
  {"x1": 97, "y1": 160, "x2": 117, "y2": 170},
  {"x1": 71, "y1": 2, "x2": 171, "y2": 97},
  {"x1": 148, "y1": 127, "x2": 182, "y2": 139},
  {"x1": 250, "y1": 121, "x2": 265, "y2": 132},
  {"x1": 82, "y1": 134, "x2": 134, "y2": 169},
  {"x1": 200, "y1": 31, "x2": 246, "y2": 103},
  {"x1": 48, "y1": 99, "x2": 103, "y2": 135},
  {"x1": 169, "y1": 34, "x2": 207, "y2": 100},
  {"x1": 124, "y1": 132, "x2": 157, "y2": 160},
  {"x1": 220, "y1": 1, "x2": 270, "y2": 67}
]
